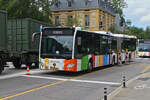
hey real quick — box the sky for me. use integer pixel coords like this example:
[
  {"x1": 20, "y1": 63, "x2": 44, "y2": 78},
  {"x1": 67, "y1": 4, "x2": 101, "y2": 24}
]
[{"x1": 123, "y1": 0, "x2": 150, "y2": 29}]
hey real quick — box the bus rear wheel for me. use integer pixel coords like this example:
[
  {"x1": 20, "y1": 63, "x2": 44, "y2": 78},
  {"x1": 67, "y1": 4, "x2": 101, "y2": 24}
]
[
  {"x1": 112, "y1": 56, "x2": 116, "y2": 65},
  {"x1": 0, "y1": 58, "x2": 4, "y2": 74},
  {"x1": 87, "y1": 61, "x2": 93, "y2": 72}
]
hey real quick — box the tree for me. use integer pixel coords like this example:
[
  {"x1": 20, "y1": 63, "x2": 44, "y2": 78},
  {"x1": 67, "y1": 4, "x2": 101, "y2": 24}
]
[
  {"x1": 110, "y1": 0, "x2": 127, "y2": 14},
  {"x1": 0, "y1": 0, "x2": 52, "y2": 24},
  {"x1": 145, "y1": 26, "x2": 150, "y2": 34},
  {"x1": 126, "y1": 19, "x2": 132, "y2": 26},
  {"x1": 110, "y1": 0, "x2": 127, "y2": 27},
  {"x1": 109, "y1": 24, "x2": 117, "y2": 33}
]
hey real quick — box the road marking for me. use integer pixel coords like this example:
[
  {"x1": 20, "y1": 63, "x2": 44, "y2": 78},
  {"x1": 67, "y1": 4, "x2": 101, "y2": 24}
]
[
  {"x1": 136, "y1": 58, "x2": 149, "y2": 59},
  {"x1": 0, "y1": 79, "x2": 69, "y2": 100},
  {"x1": 134, "y1": 84, "x2": 150, "y2": 90},
  {"x1": 0, "y1": 69, "x2": 50, "y2": 80},
  {"x1": 140, "y1": 65, "x2": 150, "y2": 74},
  {"x1": 0, "y1": 66, "x2": 118, "y2": 100},
  {"x1": 127, "y1": 63, "x2": 144, "y2": 67},
  {"x1": 21, "y1": 75, "x2": 121, "y2": 85},
  {"x1": 105, "y1": 72, "x2": 149, "y2": 100}
]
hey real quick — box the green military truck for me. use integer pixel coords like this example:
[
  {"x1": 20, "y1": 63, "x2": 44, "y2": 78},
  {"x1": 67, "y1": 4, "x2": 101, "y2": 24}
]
[
  {"x1": 0, "y1": 10, "x2": 8, "y2": 74},
  {"x1": 7, "y1": 18, "x2": 50, "y2": 69}
]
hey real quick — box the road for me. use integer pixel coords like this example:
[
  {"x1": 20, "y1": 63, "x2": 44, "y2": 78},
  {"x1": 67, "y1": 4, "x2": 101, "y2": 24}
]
[{"x1": 0, "y1": 58, "x2": 150, "y2": 100}]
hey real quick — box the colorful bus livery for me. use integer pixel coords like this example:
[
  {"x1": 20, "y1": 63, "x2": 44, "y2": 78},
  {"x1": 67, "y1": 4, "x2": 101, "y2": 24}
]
[
  {"x1": 38, "y1": 27, "x2": 136, "y2": 72},
  {"x1": 138, "y1": 40, "x2": 150, "y2": 57},
  {"x1": 41, "y1": 54, "x2": 114, "y2": 72}
]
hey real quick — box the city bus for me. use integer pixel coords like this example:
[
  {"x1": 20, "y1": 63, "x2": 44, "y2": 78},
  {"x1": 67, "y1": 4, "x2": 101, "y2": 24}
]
[
  {"x1": 35, "y1": 27, "x2": 136, "y2": 72},
  {"x1": 138, "y1": 40, "x2": 150, "y2": 57}
]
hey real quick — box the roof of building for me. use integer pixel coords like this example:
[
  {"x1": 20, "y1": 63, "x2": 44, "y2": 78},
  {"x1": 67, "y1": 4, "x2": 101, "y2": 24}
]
[{"x1": 51, "y1": 0, "x2": 115, "y2": 15}]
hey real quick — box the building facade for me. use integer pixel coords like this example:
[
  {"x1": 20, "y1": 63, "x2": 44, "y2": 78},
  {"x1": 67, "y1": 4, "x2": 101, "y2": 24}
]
[{"x1": 51, "y1": 0, "x2": 116, "y2": 31}]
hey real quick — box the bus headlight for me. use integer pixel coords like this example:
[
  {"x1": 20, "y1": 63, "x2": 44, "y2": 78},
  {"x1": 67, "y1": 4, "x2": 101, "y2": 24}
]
[{"x1": 66, "y1": 64, "x2": 75, "y2": 68}]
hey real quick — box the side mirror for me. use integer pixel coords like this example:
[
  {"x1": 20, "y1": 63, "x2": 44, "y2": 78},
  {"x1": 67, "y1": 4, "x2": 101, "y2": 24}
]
[{"x1": 32, "y1": 32, "x2": 40, "y2": 42}]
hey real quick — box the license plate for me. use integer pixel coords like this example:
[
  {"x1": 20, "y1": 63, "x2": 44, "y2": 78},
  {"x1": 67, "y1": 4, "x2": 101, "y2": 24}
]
[
  {"x1": 44, "y1": 65, "x2": 49, "y2": 70},
  {"x1": 50, "y1": 67, "x2": 59, "y2": 71}
]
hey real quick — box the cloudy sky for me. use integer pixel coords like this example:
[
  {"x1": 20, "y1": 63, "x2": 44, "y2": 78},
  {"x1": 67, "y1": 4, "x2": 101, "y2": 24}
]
[{"x1": 123, "y1": 0, "x2": 150, "y2": 29}]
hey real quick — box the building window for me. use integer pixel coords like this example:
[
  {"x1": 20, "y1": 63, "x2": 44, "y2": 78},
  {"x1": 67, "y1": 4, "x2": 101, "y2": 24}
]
[
  {"x1": 55, "y1": 0, "x2": 60, "y2": 8},
  {"x1": 55, "y1": 16, "x2": 59, "y2": 26},
  {"x1": 99, "y1": 21, "x2": 103, "y2": 28},
  {"x1": 85, "y1": 15, "x2": 90, "y2": 27},
  {"x1": 68, "y1": 16, "x2": 73, "y2": 21},
  {"x1": 85, "y1": 0, "x2": 91, "y2": 6},
  {"x1": 68, "y1": 1, "x2": 72, "y2": 7},
  {"x1": 85, "y1": 1, "x2": 88, "y2": 6}
]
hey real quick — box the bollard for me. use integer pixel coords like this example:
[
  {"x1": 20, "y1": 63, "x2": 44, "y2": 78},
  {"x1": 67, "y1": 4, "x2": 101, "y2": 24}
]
[
  {"x1": 123, "y1": 76, "x2": 126, "y2": 88},
  {"x1": 104, "y1": 88, "x2": 107, "y2": 100}
]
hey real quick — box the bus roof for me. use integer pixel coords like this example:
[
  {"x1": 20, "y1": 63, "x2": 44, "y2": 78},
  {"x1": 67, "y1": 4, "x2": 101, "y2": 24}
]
[
  {"x1": 88, "y1": 31, "x2": 112, "y2": 36},
  {"x1": 42, "y1": 27, "x2": 137, "y2": 39},
  {"x1": 112, "y1": 34, "x2": 137, "y2": 39}
]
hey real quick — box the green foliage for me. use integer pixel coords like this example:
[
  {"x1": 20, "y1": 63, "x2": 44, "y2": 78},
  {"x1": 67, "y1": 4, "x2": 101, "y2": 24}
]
[
  {"x1": 116, "y1": 26, "x2": 150, "y2": 39},
  {"x1": 109, "y1": 24, "x2": 116, "y2": 33},
  {"x1": 111, "y1": 0, "x2": 127, "y2": 14},
  {"x1": 126, "y1": 19, "x2": 132, "y2": 26},
  {"x1": 109, "y1": 0, "x2": 150, "y2": 39},
  {"x1": 0, "y1": 0, "x2": 52, "y2": 24},
  {"x1": 110, "y1": 0, "x2": 127, "y2": 25}
]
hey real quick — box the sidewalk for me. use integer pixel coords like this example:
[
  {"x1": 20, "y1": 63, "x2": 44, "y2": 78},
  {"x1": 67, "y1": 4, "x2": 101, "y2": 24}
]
[{"x1": 109, "y1": 72, "x2": 150, "y2": 100}]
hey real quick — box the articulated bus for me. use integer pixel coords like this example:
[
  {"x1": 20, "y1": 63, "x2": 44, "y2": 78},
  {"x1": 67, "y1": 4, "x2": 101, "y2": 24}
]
[
  {"x1": 138, "y1": 40, "x2": 150, "y2": 57},
  {"x1": 37, "y1": 27, "x2": 136, "y2": 72}
]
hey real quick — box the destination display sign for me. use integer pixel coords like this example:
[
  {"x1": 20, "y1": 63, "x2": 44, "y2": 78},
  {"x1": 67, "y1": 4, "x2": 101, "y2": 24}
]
[{"x1": 43, "y1": 28, "x2": 74, "y2": 35}]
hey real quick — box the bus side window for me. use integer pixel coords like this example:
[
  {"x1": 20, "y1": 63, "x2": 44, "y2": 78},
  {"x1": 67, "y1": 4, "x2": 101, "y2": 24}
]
[
  {"x1": 111, "y1": 37, "x2": 117, "y2": 52},
  {"x1": 77, "y1": 36, "x2": 87, "y2": 54},
  {"x1": 95, "y1": 34, "x2": 100, "y2": 55},
  {"x1": 100, "y1": 35, "x2": 109, "y2": 54}
]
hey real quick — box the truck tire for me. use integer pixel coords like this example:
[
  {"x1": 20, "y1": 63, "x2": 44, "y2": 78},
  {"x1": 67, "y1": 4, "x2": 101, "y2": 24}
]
[
  {"x1": 13, "y1": 58, "x2": 22, "y2": 69},
  {"x1": 0, "y1": 58, "x2": 4, "y2": 74}
]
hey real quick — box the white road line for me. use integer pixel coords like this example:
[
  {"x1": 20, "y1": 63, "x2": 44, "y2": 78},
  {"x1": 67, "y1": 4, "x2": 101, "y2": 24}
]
[
  {"x1": 136, "y1": 58, "x2": 149, "y2": 59},
  {"x1": 21, "y1": 75, "x2": 121, "y2": 85},
  {"x1": 0, "y1": 70, "x2": 49, "y2": 80}
]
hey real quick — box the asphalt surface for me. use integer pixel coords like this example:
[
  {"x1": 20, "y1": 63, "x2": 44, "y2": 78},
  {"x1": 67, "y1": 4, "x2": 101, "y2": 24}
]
[{"x1": 0, "y1": 58, "x2": 150, "y2": 100}]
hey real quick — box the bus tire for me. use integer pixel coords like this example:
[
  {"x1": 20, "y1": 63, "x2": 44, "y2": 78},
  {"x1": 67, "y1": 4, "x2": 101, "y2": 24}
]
[
  {"x1": 0, "y1": 58, "x2": 4, "y2": 74},
  {"x1": 87, "y1": 60, "x2": 93, "y2": 72},
  {"x1": 129, "y1": 53, "x2": 131, "y2": 62},
  {"x1": 112, "y1": 56, "x2": 115, "y2": 65}
]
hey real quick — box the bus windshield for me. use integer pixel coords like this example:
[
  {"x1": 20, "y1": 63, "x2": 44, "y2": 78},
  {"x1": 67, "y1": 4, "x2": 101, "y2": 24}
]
[
  {"x1": 41, "y1": 35, "x2": 73, "y2": 59},
  {"x1": 41, "y1": 28, "x2": 74, "y2": 59}
]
